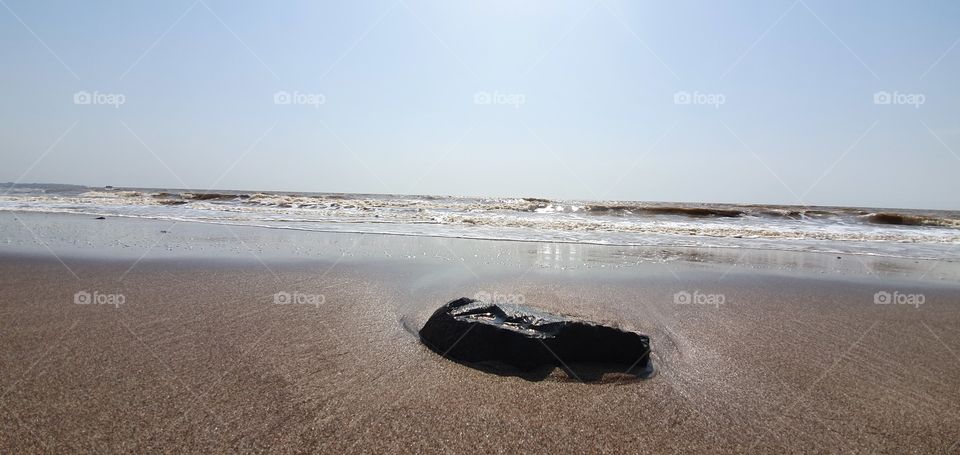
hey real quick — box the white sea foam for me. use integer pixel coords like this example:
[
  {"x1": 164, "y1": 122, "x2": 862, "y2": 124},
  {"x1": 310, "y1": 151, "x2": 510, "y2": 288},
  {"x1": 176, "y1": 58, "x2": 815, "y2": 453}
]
[{"x1": 1, "y1": 185, "x2": 958, "y2": 260}]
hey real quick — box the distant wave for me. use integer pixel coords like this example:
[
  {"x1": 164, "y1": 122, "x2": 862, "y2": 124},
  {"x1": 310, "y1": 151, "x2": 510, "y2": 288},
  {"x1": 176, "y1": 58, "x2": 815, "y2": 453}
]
[
  {"x1": 178, "y1": 192, "x2": 250, "y2": 201},
  {"x1": 2, "y1": 184, "x2": 958, "y2": 261},
  {"x1": 586, "y1": 205, "x2": 745, "y2": 218},
  {"x1": 864, "y1": 212, "x2": 960, "y2": 228},
  {"x1": 58, "y1": 188, "x2": 960, "y2": 227}
]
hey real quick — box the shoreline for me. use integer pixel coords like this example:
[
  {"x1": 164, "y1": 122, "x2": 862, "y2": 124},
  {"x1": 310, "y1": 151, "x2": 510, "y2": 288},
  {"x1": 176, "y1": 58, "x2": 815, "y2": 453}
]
[
  {"x1": 3, "y1": 211, "x2": 960, "y2": 284},
  {"x1": 3, "y1": 189, "x2": 959, "y2": 262}
]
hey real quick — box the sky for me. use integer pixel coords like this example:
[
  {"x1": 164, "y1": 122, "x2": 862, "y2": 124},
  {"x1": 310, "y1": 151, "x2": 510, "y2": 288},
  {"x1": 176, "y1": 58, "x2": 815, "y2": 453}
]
[{"x1": 1, "y1": 0, "x2": 959, "y2": 209}]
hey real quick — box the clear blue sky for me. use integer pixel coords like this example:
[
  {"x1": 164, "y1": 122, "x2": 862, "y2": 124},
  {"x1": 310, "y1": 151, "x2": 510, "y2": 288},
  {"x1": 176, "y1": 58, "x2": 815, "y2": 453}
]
[{"x1": 2, "y1": 0, "x2": 959, "y2": 209}]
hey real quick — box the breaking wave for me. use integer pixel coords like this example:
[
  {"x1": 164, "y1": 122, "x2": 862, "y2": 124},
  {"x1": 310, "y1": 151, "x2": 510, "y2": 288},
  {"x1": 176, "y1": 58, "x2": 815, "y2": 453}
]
[
  {"x1": 2, "y1": 184, "x2": 958, "y2": 259},
  {"x1": 863, "y1": 212, "x2": 960, "y2": 228}
]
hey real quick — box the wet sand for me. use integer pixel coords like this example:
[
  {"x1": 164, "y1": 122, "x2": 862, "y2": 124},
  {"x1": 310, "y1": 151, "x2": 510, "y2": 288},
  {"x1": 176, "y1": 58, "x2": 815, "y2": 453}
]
[{"x1": 1, "y1": 214, "x2": 960, "y2": 453}]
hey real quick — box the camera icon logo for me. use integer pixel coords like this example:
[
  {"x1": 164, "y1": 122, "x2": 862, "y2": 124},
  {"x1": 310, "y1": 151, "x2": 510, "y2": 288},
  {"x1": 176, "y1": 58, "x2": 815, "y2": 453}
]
[
  {"x1": 874, "y1": 291, "x2": 891, "y2": 304},
  {"x1": 673, "y1": 91, "x2": 692, "y2": 105},
  {"x1": 274, "y1": 291, "x2": 291, "y2": 304},
  {"x1": 473, "y1": 91, "x2": 492, "y2": 105},
  {"x1": 74, "y1": 290, "x2": 91, "y2": 304},
  {"x1": 673, "y1": 291, "x2": 691, "y2": 304},
  {"x1": 873, "y1": 91, "x2": 892, "y2": 105},
  {"x1": 273, "y1": 91, "x2": 291, "y2": 105},
  {"x1": 473, "y1": 291, "x2": 492, "y2": 302},
  {"x1": 74, "y1": 91, "x2": 92, "y2": 105}
]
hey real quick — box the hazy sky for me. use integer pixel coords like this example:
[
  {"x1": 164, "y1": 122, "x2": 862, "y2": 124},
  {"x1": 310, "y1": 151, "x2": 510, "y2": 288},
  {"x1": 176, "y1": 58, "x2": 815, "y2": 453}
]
[{"x1": 2, "y1": 0, "x2": 959, "y2": 209}]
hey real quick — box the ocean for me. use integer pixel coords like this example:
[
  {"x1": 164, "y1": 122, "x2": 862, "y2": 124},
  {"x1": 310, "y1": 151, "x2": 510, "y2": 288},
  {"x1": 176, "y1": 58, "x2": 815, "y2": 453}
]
[{"x1": 2, "y1": 183, "x2": 958, "y2": 261}]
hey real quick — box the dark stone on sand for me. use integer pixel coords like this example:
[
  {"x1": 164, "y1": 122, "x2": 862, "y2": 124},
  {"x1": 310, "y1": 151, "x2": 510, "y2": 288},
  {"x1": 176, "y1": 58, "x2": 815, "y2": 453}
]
[
  {"x1": 95, "y1": 216, "x2": 106, "y2": 220},
  {"x1": 419, "y1": 298, "x2": 651, "y2": 380}
]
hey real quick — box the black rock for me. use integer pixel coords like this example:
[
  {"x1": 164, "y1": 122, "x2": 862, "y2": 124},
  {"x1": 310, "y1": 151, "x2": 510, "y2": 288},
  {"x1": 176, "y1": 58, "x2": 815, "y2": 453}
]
[
  {"x1": 95, "y1": 216, "x2": 106, "y2": 220},
  {"x1": 419, "y1": 298, "x2": 651, "y2": 381}
]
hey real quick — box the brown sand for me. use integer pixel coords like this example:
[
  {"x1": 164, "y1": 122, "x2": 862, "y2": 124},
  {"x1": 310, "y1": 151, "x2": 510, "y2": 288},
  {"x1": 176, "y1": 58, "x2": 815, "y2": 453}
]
[{"x1": 1, "y1": 250, "x2": 959, "y2": 453}]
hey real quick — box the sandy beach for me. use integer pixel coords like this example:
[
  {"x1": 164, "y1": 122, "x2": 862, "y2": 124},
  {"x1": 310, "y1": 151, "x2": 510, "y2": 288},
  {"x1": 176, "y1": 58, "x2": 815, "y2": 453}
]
[
  {"x1": 0, "y1": 213, "x2": 958, "y2": 453},
  {"x1": 5, "y1": 0, "x2": 960, "y2": 451}
]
